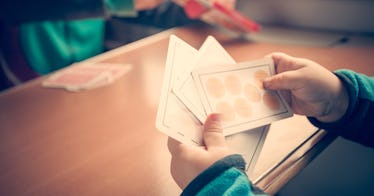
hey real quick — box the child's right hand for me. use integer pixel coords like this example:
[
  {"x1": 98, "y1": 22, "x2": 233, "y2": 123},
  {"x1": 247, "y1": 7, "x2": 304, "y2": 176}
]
[{"x1": 263, "y1": 52, "x2": 349, "y2": 123}]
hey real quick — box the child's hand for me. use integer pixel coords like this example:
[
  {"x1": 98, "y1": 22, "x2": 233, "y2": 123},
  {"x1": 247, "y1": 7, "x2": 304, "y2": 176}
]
[
  {"x1": 167, "y1": 113, "x2": 231, "y2": 189},
  {"x1": 263, "y1": 52, "x2": 349, "y2": 123}
]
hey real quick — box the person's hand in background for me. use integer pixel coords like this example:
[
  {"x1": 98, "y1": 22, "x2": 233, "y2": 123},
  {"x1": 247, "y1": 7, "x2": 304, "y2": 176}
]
[
  {"x1": 171, "y1": 0, "x2": 246, "y2": 32},
  {"x1": 173, "y1": 0, "x2": 235, "y2": 9},
  {"x1": 134, "y1": 0, "x2": 166, "y2": 10},
  {"x1": 167, "y1": 113, "x2": 232, "y2": 189},
  {"x1": 263, "y1": 52, "x2": 349, "y2": 123}
]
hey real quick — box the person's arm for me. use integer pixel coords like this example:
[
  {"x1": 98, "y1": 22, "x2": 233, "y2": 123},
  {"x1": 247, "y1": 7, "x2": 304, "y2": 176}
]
[
  {"x1": 308, "y1": 70, "x2": 374, "y2": 147},
  {"x1": 182, "y1": 154, "x2": 267, "y2": 196},
  {"x1": 168, "y1": 114, "x2": 268, "y2": 195}
]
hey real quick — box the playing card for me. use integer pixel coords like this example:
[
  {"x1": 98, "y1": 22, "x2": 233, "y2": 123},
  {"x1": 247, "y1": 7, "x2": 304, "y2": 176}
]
[
  {"x1": 83, "y1": 63, "x2": 133, "y2": 89},
  {"x1": 42, "y1": 63, "x2": 132, "y2": 92},
  {"x1": 155, "y1": 35, "x2": 203, "y2": 145},
  {"x1": 173, "y1": 36, "x2": 235, "y2": 123},
  {"x1": 192, "y1": 57, "x2": 293, "y2": 136},
  {"x1": 226, "y1": 124, "x2": 269, "y2": 173}
]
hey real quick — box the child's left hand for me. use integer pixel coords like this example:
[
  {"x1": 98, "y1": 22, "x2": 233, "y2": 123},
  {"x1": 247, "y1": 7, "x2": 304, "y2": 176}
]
[{"x1": 167, "y1": 113, "x2": 232, "y2": 189}]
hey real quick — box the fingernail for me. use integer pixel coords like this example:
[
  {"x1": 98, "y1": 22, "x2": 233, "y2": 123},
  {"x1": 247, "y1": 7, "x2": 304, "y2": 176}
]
[
  {"x1": 263, "y1": 78, "x2": 271, "y2": 89},
  {"x1": 210, "y1": 113, "x2": 222, "y2": 122}
]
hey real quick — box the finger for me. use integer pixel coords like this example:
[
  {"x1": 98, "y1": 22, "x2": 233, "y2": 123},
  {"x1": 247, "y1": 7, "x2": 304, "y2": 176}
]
[
  {"x1": 263, "y1": 70, "x2": 303, "y2": 91},
  {"x1": 269, "y1": 52, "x2": 304, "y2": 74},
  {"x1": 203, "y1": 113, "x2": 226, "y2": 149}
]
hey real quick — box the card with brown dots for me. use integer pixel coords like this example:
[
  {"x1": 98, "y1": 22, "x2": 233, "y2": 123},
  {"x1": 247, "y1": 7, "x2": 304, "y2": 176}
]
[
  {"x1": 173, "y1": 36, "x2": 235, "y2": 123},
  {"x1": 192, "y1": 57, "x2": 293, "y2": 136}
]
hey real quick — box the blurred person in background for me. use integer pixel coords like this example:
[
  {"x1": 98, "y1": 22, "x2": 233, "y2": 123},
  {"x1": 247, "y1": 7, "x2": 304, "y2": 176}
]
[{"x1": 0, "y1": 0, "x2": 236, "y2": 91}]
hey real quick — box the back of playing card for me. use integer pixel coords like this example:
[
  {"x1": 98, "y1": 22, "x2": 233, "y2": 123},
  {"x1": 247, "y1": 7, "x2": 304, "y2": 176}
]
[{"x1": 42, "y1": 63, "x2": 131, "y2": 92}]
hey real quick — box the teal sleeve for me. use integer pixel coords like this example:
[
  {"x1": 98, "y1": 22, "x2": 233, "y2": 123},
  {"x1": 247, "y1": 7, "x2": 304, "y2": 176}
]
[
  {"x1": 20, "y1": 19, "x2": 105, "y2": 74},
  {"x1": 182, "y1": 154, "x2": 268, "y2": 196},
  {"x1": 335, "y1": 69, "x2": 374, "y2": 101},
  {"x1": 105, "y1": 0, "x2": 137, "y2": 17},
  {"x1": 308, "y1": 69, "x2": 374, "y2": 147}
]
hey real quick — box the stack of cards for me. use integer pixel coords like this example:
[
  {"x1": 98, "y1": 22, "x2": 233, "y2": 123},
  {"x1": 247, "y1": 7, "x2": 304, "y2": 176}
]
[
  {"x1": 156, "y1": 35, "x2": 293, "y2": 172},
  {"x1": 156, "y1": 35, "x2": 293, "y2": 145},
  {"x1": 42, "y1": 63, "x2": 132, "y2": 92}
]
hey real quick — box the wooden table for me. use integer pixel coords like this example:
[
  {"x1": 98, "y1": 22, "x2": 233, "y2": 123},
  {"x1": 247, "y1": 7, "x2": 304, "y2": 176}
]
[{"x1": 1, "y1": 25, "x2": 373, "y2": 195}]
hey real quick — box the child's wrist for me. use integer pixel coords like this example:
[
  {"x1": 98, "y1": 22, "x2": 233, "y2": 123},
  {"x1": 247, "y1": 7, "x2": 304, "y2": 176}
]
[{"x1": 316, "y1": 78, "x2": 349, "y2": 123}]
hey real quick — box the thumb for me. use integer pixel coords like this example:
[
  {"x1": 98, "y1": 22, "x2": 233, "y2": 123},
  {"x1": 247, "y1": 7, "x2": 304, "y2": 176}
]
[
  {"x1": 203, "y1": 113, "x2": 226, "y2": 149},
  {"x1": 263, "y1": 70, "x2": 302, "y2": 91}
]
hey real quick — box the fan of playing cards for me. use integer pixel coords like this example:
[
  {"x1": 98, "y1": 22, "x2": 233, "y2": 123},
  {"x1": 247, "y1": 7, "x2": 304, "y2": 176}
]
[{"x1": 156, "y1": 35, "x2": 293, "y2": 146}]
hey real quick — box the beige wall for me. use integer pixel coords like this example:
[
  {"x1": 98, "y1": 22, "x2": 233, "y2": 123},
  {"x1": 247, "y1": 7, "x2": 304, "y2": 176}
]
[{"x1": 237, "y1": 0, "x2": 374, "y2": 33}]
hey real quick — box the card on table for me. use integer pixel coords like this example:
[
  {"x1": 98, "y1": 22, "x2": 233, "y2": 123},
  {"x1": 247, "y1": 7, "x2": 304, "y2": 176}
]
[
  {"x1": 42, "y1": 63, "x2": 132, "y2": 92},
  {"x1": 192, "y1": 57, "x2": 293, "y2": 136}
]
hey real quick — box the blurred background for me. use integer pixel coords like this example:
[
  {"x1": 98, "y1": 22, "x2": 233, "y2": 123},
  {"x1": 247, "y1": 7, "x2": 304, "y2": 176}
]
[
  {"x1": 108, "y1": 0, "x2": 374, "y2": 47},
  {"x1": 237, "y1": 0, "x2": 374, "y2": 34}
]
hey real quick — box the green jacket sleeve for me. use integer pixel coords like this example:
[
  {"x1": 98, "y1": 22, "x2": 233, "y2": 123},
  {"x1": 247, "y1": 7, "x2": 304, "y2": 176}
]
[
  {"x1": 182, "y1": 154, "x2": 268, "y2": 196},
  {"x1": 105, "y1": 0, "x2": 136, "y2": 17},
  {"x1": 308, "y1": 69, "x2": 374, "y2": 147}
]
